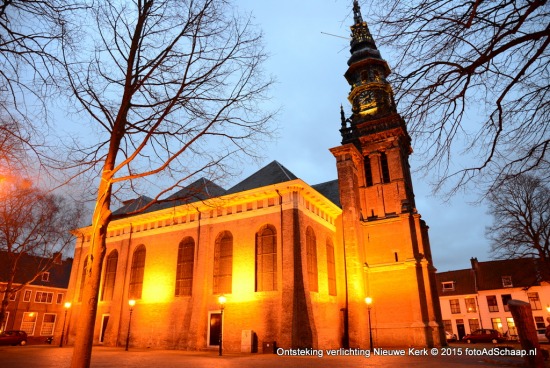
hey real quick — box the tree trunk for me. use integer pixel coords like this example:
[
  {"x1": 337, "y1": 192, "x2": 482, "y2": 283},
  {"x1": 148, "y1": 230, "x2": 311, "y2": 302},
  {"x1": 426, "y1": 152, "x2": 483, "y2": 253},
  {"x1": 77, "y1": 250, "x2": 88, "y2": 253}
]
[
  {"x1": 508, "y1": 299, "x2": 545, "y2": 368},
  {"x1": 70, "y1": 170, "x2": 113, "y2": 368}
]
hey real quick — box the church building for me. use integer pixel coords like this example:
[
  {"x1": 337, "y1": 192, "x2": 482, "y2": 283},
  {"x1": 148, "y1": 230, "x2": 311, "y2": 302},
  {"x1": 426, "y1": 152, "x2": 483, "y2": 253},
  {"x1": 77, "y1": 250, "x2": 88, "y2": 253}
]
[{"x1": 65, "y1": 2, "x2": 444, "y2": 351}]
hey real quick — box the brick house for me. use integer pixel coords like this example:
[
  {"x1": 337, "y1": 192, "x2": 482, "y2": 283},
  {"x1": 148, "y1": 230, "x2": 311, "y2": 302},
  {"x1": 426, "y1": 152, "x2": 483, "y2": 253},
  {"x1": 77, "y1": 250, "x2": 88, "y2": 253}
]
[{"x1": 0, "y1": 252, "x2": 72, "y2": 344}]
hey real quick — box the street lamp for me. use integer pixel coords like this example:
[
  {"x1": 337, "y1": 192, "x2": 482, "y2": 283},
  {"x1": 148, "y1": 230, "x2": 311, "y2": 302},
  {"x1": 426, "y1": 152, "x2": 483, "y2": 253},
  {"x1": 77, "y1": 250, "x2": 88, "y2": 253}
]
[
  {"x1": 125, "y1": 299, "x2": 136, "y2": 351},
  {"x1": 218, "y1": 295, "x2": 226, "y2": 356},
  {"x1": 365, "y1": 297, "x2": 373, "y2": 351},
  {"x1": 546, "y1": 304, "x2": 550, "y2": 313},
  {"x1": 59, "y1": 302, "x2": 71, "y2": 347}
]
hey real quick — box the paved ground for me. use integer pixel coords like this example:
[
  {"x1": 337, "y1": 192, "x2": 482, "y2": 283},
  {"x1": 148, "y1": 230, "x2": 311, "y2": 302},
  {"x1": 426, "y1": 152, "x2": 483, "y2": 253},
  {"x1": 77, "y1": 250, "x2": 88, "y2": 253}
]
[{"x1": 1, "y1": 343, "x2": 549, "y2": 367}]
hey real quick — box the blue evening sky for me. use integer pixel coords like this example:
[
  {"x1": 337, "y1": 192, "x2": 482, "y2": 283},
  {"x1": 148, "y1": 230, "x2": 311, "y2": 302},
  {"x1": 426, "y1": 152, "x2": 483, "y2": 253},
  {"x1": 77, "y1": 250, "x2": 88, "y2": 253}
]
[{"x1": 233, "y1": 0, "x2": 492, "y2": 272}]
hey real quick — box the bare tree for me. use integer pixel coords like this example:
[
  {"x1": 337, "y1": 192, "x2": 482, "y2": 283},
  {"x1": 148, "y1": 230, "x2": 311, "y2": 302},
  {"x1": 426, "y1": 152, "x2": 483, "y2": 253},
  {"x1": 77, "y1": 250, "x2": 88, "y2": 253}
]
[
  {"x1": 362, "y1": 0, "x2": 549, "y2": 195},
  {"x1": 486, "y1": 174, "x2": 549, "y2": 272},
  {"x1": 0, "y1": 176, "x2": 82, "y2": 332},
  {"x1": 60, "y1": 1, "x2": 274, "y2": 366},
  {"x1": 0, "y1": 1, "x2": 87, "y2": 169}
]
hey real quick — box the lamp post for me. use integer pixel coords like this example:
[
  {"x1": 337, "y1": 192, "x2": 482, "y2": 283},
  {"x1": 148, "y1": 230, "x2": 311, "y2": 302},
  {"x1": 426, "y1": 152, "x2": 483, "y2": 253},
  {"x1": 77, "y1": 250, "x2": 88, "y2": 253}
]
[
  {"x1": 125, "y1": 299, "x2": 136, "y2": 351},
  {"x1": 218, "y1": 295, "x2": 226, "y2": 356},
  {"x1": 365, "y1": 297, "x2": 373, "y2": 351},
  {"x1": 59, "y1": 302, "x2": 71, "y2": 347}
]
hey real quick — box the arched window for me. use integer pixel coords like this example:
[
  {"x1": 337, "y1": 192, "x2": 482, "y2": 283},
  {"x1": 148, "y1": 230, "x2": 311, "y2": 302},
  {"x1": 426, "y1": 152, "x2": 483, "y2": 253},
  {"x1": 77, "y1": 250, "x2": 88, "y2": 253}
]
[
  {"x1": 306, "y1": 227, "x2": 318, "y2": 292},
  {"x1": 326, "y1": 239, "x2": 337, "y2": 296},
  {"x1": 256, "y1": 225, "x2": 277, "y2": 292},
  {"x1": 213, "y1": 231, "x2": 232, "y2": 294},
  {"x1": 101, "y1": 250, "x2": 118, "y2": 301},
  {"x1": 78, "y1": 256, "x2": 88, "y2": 302},
  {"x1": 128, "y1": 245, "x2": 146, "y2": 299},
  {"x1": 175, "y1": 237, "x2": 195, "y2": 296}
]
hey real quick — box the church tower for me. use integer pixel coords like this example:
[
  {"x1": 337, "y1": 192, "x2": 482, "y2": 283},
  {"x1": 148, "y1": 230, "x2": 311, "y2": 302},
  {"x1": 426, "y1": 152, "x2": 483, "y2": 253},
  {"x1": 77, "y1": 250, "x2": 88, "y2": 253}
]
[{"x1": 330, "y1": 1, "x2": 444, "y2": 347}]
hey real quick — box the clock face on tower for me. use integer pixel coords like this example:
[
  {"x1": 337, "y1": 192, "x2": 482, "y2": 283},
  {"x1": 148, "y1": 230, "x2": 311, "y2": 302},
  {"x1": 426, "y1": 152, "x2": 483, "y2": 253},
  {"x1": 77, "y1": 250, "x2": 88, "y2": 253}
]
[{"x1": 357, "y1": 89, "x2": 374, "y2": 107}]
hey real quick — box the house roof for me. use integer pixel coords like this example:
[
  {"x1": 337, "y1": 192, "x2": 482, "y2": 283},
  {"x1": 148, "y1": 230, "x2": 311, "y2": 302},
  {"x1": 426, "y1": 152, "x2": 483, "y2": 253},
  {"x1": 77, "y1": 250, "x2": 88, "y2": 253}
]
[
  {"x1": 436, "y1": 269, "x2": 476, "y2": 296},
  {"x1": 312, "y1": 179, "x2": 341, "y2": 208},
  {"x1": 436, "y1": 257, "x2": 549, "y2": 296},
  {"x1": 0, "y1": 251, "x2": 73, "y2": 289}
]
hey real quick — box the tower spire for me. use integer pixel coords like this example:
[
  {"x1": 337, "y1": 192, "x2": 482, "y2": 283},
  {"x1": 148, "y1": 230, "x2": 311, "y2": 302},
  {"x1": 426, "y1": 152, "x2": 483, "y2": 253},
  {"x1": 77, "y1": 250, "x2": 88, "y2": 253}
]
[
  {"x1": 348, "y1": 1, "x2": 379, "y2": 64},
  {"x1": 353, "y1": 0, "x2": 364, "y2": 24}
]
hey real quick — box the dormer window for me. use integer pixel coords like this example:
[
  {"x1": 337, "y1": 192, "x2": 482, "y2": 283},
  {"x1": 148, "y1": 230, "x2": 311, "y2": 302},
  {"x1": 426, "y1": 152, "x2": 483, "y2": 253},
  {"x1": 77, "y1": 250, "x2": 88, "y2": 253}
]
[
  {"x1": 502, "y1": 276, "x2": 513, "y2": 288},
  {"x1": 442, "y1": 281, "x2": 455, "y2": 291},
  {"x1": 42, "y1": 272, "x2": 50, "y2": 282}
]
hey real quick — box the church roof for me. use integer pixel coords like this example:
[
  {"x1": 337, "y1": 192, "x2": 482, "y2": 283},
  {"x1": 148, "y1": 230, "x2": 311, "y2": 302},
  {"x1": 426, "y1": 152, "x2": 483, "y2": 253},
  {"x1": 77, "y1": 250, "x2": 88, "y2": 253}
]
[
  {"x1": 312, "y1": 179, "x2": 341, "y2": 208},
  {"x1": 111, "y1": 160, "x2": 340, "y2": 216},
  {"x1": 226, "y1": 160, "x2": 298, "y2": 194}
]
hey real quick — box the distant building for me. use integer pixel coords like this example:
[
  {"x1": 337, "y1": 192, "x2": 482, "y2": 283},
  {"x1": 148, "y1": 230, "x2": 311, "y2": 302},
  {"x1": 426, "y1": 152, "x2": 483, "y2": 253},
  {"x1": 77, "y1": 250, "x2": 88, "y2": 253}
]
[
  {"x1": 0, "y1": 252, "x2": 72, "y2": 344},
  {"x1": 65, "y1": 2, "x2": 443, "y2": 351},
  {"x1": 437, "y1": 257, "x2": 550, "y2": 340}
]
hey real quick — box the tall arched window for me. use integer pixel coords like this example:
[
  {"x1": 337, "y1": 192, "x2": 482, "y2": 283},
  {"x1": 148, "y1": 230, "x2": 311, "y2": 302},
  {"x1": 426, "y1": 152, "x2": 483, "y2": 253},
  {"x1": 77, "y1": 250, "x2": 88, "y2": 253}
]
[
  {"x1": 256, "y1": 225, "x2": 277, "y2": 291},
  {"x1": 128, "y1": 245, "x2": 146, "y2": 299},
  {"x1": 175, "y1": 237, "x2": 195, "y2": 296},
  {"x1": 101, "y1": 250, "x2": 118, "y2": 301},
  {"x1": 326, "y1": 239, "x2": 337, "y2": 296},
  {"x1": 78, "y1": 256, "x2": 88, "y2": 302},
  {"x1": 213, "y1": 231, "x2": 232, "y2": 294},
  {"x1": 306, "y1": 227, "x2": 318, "y2": 292}
]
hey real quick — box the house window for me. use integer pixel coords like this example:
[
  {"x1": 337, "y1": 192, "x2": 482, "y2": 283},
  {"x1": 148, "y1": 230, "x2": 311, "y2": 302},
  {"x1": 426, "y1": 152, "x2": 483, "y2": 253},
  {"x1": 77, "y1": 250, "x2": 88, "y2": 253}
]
[
  {"x1": 380, "y1": 152, "x2": 390, "y2": 183},
  {"x1": 256, "y1": 225, "x2": 277, "y2": 292},
  {"x1": 527, "y1": 292, "x2": 541, "y2": 310},
  {"x1": 23, "y1": 290, "x2": 32, "y2": 302},
  {"x1": 506, "y1": 317, "x2": 517, "y2": 337},
  {"x1": 306, "y1": 227, "x2": 318, "y2": 292},
  {"x1": 491, "y1": 317, "x2": 503, "y2": 333},
  {"x1": 41, "y1": 272, "x2": 50, "y2": 282},
  {"x1": 501, "y1": 294, "x2": 512, "y2": 312},
  {"x1": 442, "y1": 281, "x2": 455, "y2": 292},
  {"x1": 465, "y1": 297, "x2": 477, "y2": 313},
  {"x1": 40, "y1": 313, "x2": 56, "y2": 336},
  {"x1": 78, "y1": 256, "x2": 88, "y2": 302},
  {"x1": 326, "y1": 239, "x2": 337, "y2": 296},
  {"x1": 34, "y1": 292, "x2": 53, "y2": 304},
  {"x1": 364, "y1": 156, "x2": 373, "y2": 187},
  {"x1": 101, "y1": 250, "x2": 118, "y2": 301},
  {"x1": 21, "y1": 312, "x2": 37, "y2": 335},
  {"x1": 442, "y1": 319, "x2": 452, "y2": 333},
  {"x1": 468, "y1": 319, "x2": 480, "y2": 333},
  {"x1": 501, "y1": 276, "x2": 513, "y2": 287},
  {"x1": 213, "y1": 231, "x2": 232, "y2": 294},
  {"x1": 449, "y1": 299, "x2": 461, "y2": 314},
  {"x1": 175, "y1": 237, "x2": 195, "y2": 296},
  {"x1": 9, "y1": 292, "x2": 17, "y2": 301},
  {"x1": 535, "y1": 316, "x2": 545, "y2": 329},
  {"x1": 56, "y1": 293, "x2": 63, "y2": 304},
  {"x1": 487, "y1": 295, "x2": 499, "y2": 312},
  {"x1": 128, "y1": 245, "x2": 146, "y2": 299}
]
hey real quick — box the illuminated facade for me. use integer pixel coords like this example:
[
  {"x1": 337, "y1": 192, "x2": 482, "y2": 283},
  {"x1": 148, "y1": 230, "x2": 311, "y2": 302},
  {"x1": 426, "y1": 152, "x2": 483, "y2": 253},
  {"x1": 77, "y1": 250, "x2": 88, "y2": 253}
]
[{"x1": 64, "y1": 1, "x2": 443, "y2": 351}]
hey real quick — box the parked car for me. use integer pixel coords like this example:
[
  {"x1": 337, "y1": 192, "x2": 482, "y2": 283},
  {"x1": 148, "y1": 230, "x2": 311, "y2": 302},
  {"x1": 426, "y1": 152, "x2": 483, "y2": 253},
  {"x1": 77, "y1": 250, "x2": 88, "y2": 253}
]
[
  {"x1": 0, "y1": 330, "x2": 27, "y2": 346},
  {"x1": 462, "y1": 329, "x2": 505, "y2": 344},
  {"x1": 445, "y1": 331, "x2": 457, "y2": 342}
]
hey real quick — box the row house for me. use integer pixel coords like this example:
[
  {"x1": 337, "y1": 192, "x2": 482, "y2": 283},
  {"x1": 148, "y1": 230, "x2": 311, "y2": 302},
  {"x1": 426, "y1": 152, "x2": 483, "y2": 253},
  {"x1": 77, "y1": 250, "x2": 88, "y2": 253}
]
[
  {"x1": 437, "y1": 257, "x2": 550, "y2": 340},
  {"x1": 0, "y1": 252, "x2": 72, "y2": 344}
]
